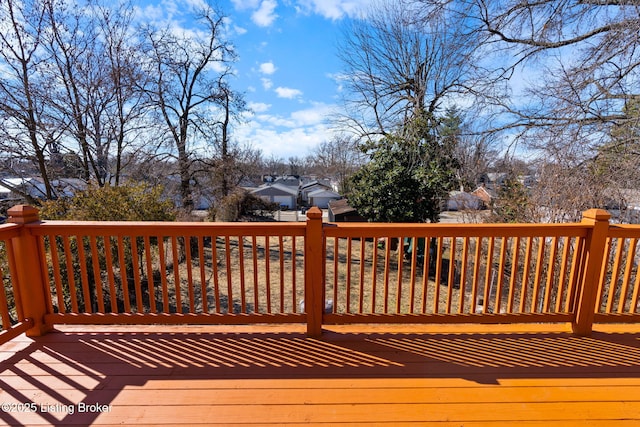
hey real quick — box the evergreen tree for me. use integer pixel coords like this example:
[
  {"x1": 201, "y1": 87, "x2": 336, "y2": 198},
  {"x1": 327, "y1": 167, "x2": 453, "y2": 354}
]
[
  {"x1": 348, "y1": 112, "x2": 460, "y2": 223},
  {"x1": 490, "y1": 176, "x2": 530, "y2": 223}
]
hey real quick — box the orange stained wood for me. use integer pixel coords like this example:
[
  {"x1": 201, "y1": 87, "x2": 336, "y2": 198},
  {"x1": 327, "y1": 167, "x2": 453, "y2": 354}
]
[{"x1": 2, "y1": 323, "x2": 640, "y2": 426}]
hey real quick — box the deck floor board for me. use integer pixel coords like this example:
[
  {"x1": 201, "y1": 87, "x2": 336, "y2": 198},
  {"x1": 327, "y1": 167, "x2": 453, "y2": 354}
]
[{"x1": 1, "y1": 323, "x2": 640, "y2": 426}]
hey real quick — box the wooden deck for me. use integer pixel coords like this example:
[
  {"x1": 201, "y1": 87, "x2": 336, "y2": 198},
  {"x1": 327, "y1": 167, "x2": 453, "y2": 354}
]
[{"x1": 2, "y1": 324, "x2": 640, "y2": 426}]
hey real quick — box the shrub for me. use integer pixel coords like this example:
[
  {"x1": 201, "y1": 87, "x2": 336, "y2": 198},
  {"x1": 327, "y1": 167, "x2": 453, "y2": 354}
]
[
  {"x1": 488, "y1": 177, "x2": 531, "y2": 223},
  {"x1": 211, "y1": 190, "x2": 278, "y2": 222},
  {"x1": 38, "y1": 182, "x2": 176, "y2": 313},
  {"x1": 40, "y1": 182, "x2": 176, "y2": 221}
]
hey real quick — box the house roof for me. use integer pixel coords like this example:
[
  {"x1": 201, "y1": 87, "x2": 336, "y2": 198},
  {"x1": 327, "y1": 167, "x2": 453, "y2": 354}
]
[
  {"x1": 301, "y1": 180, "x2": 331, "y2": 190},
  {"x1": 449, "y1": 190, "x2": 481, "y2": 200},
  {"x1": 273, "y1": 176, "x2": 300, "y2": 187},
  {"x1": 328, "y1": 198, "x2": 357, "y2": 215},
  {"x1": 448, "y1": 191, "x2": 483, "y2": 210},
  {"x1": 472, "y1": 186, "x2": 495, "y2": 204},
  {"x1": 308, "y1": 189, "x2": 340, "y2": 198},
  {"x1": 0, "y1": 177, "x2": 48, "y2": 198},
  {"x1": 251, "y1": 183, "x2": 298, "y2": 196}
]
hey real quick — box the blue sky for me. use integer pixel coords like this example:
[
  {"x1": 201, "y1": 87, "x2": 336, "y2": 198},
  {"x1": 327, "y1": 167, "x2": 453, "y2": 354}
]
[
  {"x1": 139, "y1": 0, "x2": 371, "y2": 159},
  {"x1": 227, "y1": 0, "x2": 372, "y2": 159}
]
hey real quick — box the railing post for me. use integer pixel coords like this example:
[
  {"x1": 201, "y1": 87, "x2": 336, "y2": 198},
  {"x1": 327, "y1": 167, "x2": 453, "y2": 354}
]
[
  {"x1": 305, "y1": 206, "x2": 324, "y2": 337},
  {"x1": 572, "y1": 208, "x2": 611, "y2": 336},
  {"x1": 8, "y1": 205, "x2": 52, "y2": 337}
]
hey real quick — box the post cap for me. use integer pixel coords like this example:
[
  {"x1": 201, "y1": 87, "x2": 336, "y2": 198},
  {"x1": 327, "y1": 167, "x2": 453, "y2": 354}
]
[
  {"x1": 581, "y1": 208, "x2": 611, "y2": 222},
  {"x1": 306, "y1": 206, "x2": 323, "y2": 220},
  {"x1": 7, "y1": 205, "x2": 41, "y2": 224}
]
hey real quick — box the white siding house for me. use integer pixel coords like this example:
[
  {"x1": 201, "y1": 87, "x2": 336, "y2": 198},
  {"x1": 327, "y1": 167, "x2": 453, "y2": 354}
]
[
  {"x1": 251, "y1": 183, "x2": 298, "y2": 209},
  {"x1": 308, "y1": 189, "x2": 341, "y2": 209}
]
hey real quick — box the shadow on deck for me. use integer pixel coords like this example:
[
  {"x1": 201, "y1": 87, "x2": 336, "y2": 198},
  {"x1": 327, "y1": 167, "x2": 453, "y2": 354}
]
[{"x1": 2, "y1": 324, "x2": 640, "y2": 425}]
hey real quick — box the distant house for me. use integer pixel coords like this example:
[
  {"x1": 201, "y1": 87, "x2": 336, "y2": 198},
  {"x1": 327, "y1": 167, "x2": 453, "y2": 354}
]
[
  {"x1": 0, "y1": 177, "x2": 86, "y2": 200},
  {"x1": 479, "y1": 173, "x2": 507, "y2": 190},
  {"x1": 273, "y1": 175, "x2": 300, "y2": 189},
  {"x1": 472, "y1": 185, "x2": 495, "y2": 208},
  {"x1": 447, "y1": 191, "x2": 483, "y2": 211},
  {"x1": 238, "y1": 176, "x2": 260, "y2": 190},
  {"x1": 53, "y1": 178, "x2": 87, "y2": 197},
  {"x1": 328, "y1": 199, "x2": 365, "y2": 222},
  {"x1": 0, "y1": 177, "x2": 48, "y2": 199},
  {"x1": 308, "y1": 189, "x2": 341, "y2": 209},
  {"x1": 0, "y1": 183, "x2": 11, "y2": 200},
  {"x1": 251, "y1": 183, "x2": 298, "y2": 210},
  {"x1": 300, "y1": 180, "x2": 332, "y2": 203}
]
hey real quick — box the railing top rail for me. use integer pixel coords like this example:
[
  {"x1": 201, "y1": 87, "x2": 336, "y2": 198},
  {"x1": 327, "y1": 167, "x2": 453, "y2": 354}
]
[
  {"x1": 27, "y1": 220, "x2": 307, "y2": 237},
  {"x1": 608, "y1": 224, "x2": 640, "y2": 239},
  {"x1": 0, "y1": 223, "x2": 22, "y2": 240},
  {"x1": 323, "y1": 221, "x2": 591, "y2": 238}
]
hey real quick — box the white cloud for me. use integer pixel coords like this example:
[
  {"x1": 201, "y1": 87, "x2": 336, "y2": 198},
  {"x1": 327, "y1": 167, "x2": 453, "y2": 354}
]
[
  {"x1": 261, "y1": 78, "x2": 273, "y2": 90},
  {"x1": 248, "y1": 102, "x2": 272, "y2": 113},
  {"x1": 254, "y1": 102, "x2": 331, "y2": 128},
  {"x1": 236, "y1": 123, "x2": 334, "y2": 158},
  {"x1": 295, "y1": 0, "x2": 369, "y2": 20},
  {"x1": 185, "y1": 0, "x2": 208, "y2": 10},
  {"x1": 231, "y1": 0, "x2": 262, "y2": 10},
  {"x1": 259, "y1": 62, "x2": 277, "y2": 75},
  {"x1": 252, "y1": 0, "x2": 278, "y2": 27},
  {"x1": 234, "y1": 102, "x2": 338, "y2": 157},
  {"x1": 275, "y1": 86, "x2": 303, "y2": 99},
  {"x1": 234, "y1": 25, "x2": 248, "y2": 35},
  {"x1": 256, "y1": 114, "x2": 297, "y2": 128},
  {"x1": 290, "y1": 103, "x2": 333, "y2": 125},
  {"x1": 134, "y1": 4, "x2": 163, "y2": 21}
]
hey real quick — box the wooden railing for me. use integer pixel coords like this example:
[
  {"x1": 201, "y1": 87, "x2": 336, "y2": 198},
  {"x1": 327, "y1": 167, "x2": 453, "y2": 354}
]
[
  {"x1": 0, "y1": 216, "x2": 35, "y2": 344},
  {"x1": 36, "y1": 220, "x2": 308, "y2": 322},
  {"x1": 323, "y1": 223, "x2": 589, "y2": 323},
  {"x1": 0, "y1": 205, "x2": 638, "y2": 342},
  {"x1": 595, "y1": 223, "x2": 640, "y2": 322}
]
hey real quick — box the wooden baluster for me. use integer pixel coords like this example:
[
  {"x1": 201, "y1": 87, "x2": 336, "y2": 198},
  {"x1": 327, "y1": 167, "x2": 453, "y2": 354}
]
[
  {"x1": 620, "y1": 238, "x2": 637, "y2": 313},
  {"x1": 239, "y1": 236, "x2": 247, "y2": 314},
  {"x1": 359, "y1": 237, "x2": 366, "y2": 314},
  {"x1": 507, "y1": 237, "x2": 520, "y2": 314},
  {"x1": 157, "y1": 237, "x2": 169, "y2": 314},
  {"x1": 279, "y1": 235, "x2": 285, "y2": 313},
  {"x1": 291, "y1": 236, "x2": 296, "y2": 313}
]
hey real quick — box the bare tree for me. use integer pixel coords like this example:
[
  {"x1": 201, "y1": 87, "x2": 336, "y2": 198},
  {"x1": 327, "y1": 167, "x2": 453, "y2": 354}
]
[
  {"x1": 403, "y1": 0, "x2": 640, "y2": 221},
  {"x1": 0, "y1": 0, "x2": 56, "y2": 200},
  {"x1": 411, "y1": 1, "x2": 640, "y2": 156},
  {"x1": 337, "y1": 0, "x2": 484, "y2": 141},
  {"x1": 0, "y1": 0, "x2": 152, "y2": 201},
  {"x1": 209, "y1": 80, "x2": 250, "y2": 199},
  {"x1": 91, "y1": 0, "x2": 150, "y2": 186},
  {"x1": 438, "y1": 106, "x2": 498, "y2": 190},
  {"x1": 141, "y1": 5, "x2": 236, "y2": 211},
  {"x1": 307, "y1": 135, "x2": 363, "y2": 194},
  {"x1": 264, "y1": 155, "x2": 288, "y2": 177},
  {"x1": 41, "y1": 0, "x2": 146, "y2": 186}
]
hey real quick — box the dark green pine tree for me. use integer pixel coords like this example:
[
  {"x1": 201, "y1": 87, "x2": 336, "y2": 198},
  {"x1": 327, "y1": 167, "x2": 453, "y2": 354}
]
[{"x1": 348, "y1": 111, "x2": 461, "y2": 223}]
